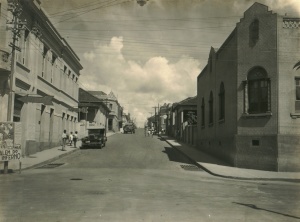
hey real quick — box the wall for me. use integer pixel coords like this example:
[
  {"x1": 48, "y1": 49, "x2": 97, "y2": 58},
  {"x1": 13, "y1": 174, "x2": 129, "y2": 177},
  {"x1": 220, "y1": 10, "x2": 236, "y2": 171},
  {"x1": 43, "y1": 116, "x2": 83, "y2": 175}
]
[
  {"x1": 3, "y1": 1, "x2": 82, "y2": 156},
  {"x1": 197, "y1": 30, "x2": 238, "y2": 164},
  {"x1": 277, "y1": 16, "x2": 300, "y2": 171},
  {"x1": 235, "y1": 4, "x2": 279, "y2": 170}
]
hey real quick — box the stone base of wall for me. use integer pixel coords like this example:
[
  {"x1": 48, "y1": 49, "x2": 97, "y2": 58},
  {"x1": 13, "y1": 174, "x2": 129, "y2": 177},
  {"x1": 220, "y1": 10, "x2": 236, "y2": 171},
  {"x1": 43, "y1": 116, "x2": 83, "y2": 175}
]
[
  {"x1": 197, "y1": 137, "x2": 235, "y2": 166},
  {"x1": 235, "y1": 135, "x2": 278, "y2": 171},
  {"x1": 25, "y1": 140, "x2": 62, "y2": 156},
  {"x1": 197, "y1": 134, "x2": 300, "y2": 172},
  {"x1": 25, "y1": 140, "x2": 38, "y2": 156},
  {"x1": 278, "y1": 135, "x2": 300, "y2": 172}
]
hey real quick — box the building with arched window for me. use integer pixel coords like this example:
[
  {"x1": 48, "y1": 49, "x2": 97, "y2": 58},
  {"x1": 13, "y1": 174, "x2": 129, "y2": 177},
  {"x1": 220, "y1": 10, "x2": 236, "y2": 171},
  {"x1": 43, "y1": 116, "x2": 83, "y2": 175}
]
[{"x1": 197, "y1": 3, "x2": 300, "y2": 172}]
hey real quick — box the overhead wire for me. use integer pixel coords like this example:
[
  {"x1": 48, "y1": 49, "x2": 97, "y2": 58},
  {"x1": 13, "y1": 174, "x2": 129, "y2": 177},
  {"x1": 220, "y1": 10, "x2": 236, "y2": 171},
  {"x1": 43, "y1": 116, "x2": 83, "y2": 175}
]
[{"x1": 53, "y1": 0, "x2": 132, "y2": 25}]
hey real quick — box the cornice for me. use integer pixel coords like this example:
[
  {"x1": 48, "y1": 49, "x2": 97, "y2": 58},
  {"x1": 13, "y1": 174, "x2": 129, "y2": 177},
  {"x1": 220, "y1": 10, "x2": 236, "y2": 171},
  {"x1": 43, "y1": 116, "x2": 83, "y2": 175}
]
[{"x1": 22, "y1": 0, "x2": 83, "y2": 72}]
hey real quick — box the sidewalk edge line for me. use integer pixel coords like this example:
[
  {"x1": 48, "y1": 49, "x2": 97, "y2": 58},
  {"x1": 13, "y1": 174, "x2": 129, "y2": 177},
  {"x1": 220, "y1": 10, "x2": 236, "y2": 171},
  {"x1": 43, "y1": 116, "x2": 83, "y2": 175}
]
[
  {"x1": 162, "y1": 137, "x2": 300, "y2": 183},
  {"x1": 14, "y1": 148, "x2": 80, "y2": 172}
]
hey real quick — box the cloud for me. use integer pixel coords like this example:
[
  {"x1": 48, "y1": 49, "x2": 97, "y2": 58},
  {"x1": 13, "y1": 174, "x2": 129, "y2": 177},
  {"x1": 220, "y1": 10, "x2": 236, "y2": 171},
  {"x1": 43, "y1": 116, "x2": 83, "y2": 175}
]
[{"x1": 82, "y1": 36, "x2": 200, "y2": 127}]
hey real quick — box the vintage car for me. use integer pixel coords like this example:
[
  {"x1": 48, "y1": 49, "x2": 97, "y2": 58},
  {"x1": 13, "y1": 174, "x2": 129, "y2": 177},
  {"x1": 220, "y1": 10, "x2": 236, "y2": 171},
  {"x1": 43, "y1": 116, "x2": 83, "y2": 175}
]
[
  {"x1": 81, "y1": 126, "x2": 107, "y2": 149},
  {"x1": 123, "y1": 123, "x2": 135, "y2": 134}
]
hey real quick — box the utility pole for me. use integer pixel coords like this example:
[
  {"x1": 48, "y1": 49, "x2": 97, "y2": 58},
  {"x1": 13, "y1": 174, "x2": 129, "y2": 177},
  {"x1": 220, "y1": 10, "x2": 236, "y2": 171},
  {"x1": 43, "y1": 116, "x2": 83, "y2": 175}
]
[
  {"x1": 157, "y1": 103, "x2": 160, "y2": 134},
  {"x1": 152, "y1": 106, "x2": 158, "y2": 133},
  {"x1": 4, "y1": 0, "x2": 26, "y2": 174},
  {"x1": 104, "y1": 98, "x2": 108, "y2": 137}
]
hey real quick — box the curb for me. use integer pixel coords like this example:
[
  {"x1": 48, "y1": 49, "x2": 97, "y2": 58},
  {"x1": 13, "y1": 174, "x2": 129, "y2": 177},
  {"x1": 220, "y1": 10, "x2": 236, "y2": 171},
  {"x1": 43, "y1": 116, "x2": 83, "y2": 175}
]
[
  {"x1": 162, "y1": 137, "x2": 300, "y2": 183},
  {"x1": 16, "y1": 148, "x2": 81, "y2": 172}
]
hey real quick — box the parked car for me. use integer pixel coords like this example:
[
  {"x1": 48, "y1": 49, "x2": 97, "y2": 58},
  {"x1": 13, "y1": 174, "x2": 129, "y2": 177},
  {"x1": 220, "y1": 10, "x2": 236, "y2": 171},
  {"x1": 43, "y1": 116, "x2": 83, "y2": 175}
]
[
  {"x1": 123, "y1": 123, "x2": 135, "y2": 134},
  {"x1": 81, "y1": 126, "x2": 107, "y2": 149}
]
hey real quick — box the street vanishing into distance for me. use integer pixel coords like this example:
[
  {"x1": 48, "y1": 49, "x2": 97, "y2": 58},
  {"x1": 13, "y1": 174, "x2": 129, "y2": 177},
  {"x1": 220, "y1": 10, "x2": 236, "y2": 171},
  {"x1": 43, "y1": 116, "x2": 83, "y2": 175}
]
[{"x1": 1, "y1": 129, "x2": 300, "y2": 222}]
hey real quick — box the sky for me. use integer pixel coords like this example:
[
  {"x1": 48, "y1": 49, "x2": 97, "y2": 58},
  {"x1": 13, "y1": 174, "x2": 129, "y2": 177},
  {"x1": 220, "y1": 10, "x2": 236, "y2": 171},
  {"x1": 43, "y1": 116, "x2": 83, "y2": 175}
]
[{"x1": 39, "y1": 0, "x2": 300, "y2": 127}]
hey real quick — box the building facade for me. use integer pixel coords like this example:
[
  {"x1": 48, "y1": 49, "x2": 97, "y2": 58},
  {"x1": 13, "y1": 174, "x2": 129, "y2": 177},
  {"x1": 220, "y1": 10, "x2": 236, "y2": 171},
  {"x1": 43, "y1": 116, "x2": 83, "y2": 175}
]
[
  {"x1": 197, "y1": 3, "x2": 300, "y2": 171},
  {"x1": 0, "y1": 0, "x2": 82, "y2": 155},
  {"x1": 78, "y1": 88, "x2": 110, "y2": 136},
  {"x1": 172, "y1": 97, "x2": 197, "y2": 140},
  {"x1": 88, "y1": 91, "x2": 123, "y2": 132}
]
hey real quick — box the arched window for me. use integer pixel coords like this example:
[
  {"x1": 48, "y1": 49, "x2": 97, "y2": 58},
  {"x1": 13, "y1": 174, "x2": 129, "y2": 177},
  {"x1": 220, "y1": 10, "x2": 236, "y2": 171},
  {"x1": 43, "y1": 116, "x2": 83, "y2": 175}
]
[
  {"x1": 201, "y1": 98, "x2": 205, "y2": 127},
  {"x1": 209, "y1": 91, "x2": 213, "y2": 124},
  {"x1": 247, "y1": 67, "x2": 270, "y2": 114},
  {"x1": 249, "y1": 19, "x2": 259, "y2": 47},
  {"x1": 219, "y1": 82, "x2": 225, "y2": 120}
]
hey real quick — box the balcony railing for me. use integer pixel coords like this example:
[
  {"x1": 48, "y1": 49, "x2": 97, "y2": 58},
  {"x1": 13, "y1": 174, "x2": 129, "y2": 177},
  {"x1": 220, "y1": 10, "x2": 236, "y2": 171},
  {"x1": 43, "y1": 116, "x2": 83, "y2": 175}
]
[{"x1": 283, "y1": 18, "x2": 300, "y2": 29}]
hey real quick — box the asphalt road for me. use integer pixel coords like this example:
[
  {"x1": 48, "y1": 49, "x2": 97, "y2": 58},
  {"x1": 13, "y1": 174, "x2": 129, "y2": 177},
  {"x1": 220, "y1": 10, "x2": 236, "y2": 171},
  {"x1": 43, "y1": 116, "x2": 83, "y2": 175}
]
[{"x1": 1, "y1": 129, "x2": 300, "y2": 222}]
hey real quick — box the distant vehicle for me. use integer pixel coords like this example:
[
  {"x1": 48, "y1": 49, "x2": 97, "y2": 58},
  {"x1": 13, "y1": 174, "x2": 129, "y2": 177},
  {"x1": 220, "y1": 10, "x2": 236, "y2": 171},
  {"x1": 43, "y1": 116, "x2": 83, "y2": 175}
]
[
  {"x1": 81, "y1": 125, "x2": 107, "y2": 149},
  {"x1": 123, "y1": 123, "x2": 135, "y2": 134}
]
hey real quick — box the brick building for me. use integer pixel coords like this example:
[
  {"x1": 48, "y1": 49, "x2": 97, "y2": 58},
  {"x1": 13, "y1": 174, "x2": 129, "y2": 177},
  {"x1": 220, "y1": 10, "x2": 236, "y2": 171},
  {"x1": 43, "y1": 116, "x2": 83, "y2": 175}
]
[{"x1": 197, "y1": 3, "x2": 300, "y2": 171}]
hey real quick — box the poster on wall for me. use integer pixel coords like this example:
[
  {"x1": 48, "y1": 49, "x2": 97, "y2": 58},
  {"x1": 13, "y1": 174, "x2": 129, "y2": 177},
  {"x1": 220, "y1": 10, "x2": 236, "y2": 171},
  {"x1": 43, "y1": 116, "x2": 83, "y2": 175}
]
[{"x1": 0, "y1": 122, "x2": 21, "y2": 161}]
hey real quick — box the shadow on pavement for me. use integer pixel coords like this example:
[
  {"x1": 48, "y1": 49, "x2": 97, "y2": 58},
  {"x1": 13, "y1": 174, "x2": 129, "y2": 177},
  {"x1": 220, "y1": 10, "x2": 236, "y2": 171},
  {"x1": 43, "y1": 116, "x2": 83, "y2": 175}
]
[
  {"x1": 162, "y1": 147, "x2": 192, "y2": 165},
  {"x1": 233, "y1": 202, "x2": 300, "y2": 219}
]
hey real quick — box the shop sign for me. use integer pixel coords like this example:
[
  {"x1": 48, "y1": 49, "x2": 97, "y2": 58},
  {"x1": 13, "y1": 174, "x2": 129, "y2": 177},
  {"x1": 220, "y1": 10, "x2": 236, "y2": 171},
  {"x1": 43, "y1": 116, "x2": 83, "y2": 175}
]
[{"x1": 0, "y1": 122, "x2": 21, "y2": 161}]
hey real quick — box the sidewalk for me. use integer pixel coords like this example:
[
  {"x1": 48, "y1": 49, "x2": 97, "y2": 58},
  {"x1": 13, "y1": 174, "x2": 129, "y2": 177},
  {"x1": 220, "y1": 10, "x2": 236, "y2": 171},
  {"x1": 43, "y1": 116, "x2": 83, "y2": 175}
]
[
  {"x1": 2, "y1": 132, "x2": 116, "y2": 173},
  {"x1": 161, "y1": 135, "x2": 300, "y2": 182}
]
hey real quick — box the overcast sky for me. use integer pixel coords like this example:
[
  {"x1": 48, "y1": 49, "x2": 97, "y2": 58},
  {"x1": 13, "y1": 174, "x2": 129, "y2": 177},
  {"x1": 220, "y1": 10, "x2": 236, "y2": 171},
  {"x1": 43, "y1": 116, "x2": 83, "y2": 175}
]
[{"x1": 40, "y1": 0, "x2": 300, "y2": 127}]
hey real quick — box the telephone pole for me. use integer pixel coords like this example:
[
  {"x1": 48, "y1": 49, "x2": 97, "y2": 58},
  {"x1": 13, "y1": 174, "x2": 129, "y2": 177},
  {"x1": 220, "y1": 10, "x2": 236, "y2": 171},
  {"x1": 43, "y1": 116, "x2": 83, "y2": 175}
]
[
  {"x1": 157, "y1": 103, "x2": 160, "y2": 134},
  {"x1": 4, "y1": 0, "x2": 26, "y2": 174},
  {"x1": 152, "y1": 106, "x2": 158, "y2": 134}
]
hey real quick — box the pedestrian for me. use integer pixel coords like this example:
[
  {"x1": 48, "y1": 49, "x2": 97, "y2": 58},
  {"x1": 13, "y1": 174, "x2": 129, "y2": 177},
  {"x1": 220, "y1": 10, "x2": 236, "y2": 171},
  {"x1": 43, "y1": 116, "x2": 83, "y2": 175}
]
[
  {"x1": 61, "y1": 129, "x2": 67, "y2": 151},
  {"x1": 144, "y1": 126, "x2": 147, "y2": 137},
  {"x1": 73, "y1": 131, "x2": 78, "y2": 148},
  {"x1": 69, "y1": 132, "x2": 73, "y2": 146}
]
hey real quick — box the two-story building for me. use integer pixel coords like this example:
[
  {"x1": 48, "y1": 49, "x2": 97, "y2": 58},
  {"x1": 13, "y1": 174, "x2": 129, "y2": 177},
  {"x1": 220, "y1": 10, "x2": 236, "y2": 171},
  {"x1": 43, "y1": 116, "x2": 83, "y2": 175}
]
[
  {"x1": 197, "y1": 3, "x2": 300, "y2": 172},
  {"x1": 78, "y1": 88, "x2": 110, "y2": 136},
  {"x1": 0, "y1": 0, "x2": 82, "y2": 155},
  {"x1": 88, "y1": 91, "x2": 123, "y2": 132}
]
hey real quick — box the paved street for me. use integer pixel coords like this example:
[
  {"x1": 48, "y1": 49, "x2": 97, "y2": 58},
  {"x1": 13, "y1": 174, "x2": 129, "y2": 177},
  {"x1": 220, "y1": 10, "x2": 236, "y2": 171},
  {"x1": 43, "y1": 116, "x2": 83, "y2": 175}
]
[{"x1": 0, "y1": 129, "x2": 300, "y2": 222}]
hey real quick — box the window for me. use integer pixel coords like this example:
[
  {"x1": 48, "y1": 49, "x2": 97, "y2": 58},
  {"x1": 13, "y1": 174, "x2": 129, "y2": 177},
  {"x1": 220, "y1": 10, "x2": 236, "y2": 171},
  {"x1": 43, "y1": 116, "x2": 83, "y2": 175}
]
[
  {"x1": 209, "y1": 91, "x2": 213, "y2": 125},
  {"x1": 51, "y1": 53, "x2": 56, "y2": 83},
  {"x1": 109, "y1": 104, "x2": 113, "y2": 110},
  {"x1": 247, "y1": 67, "x2": 270, "y2": 114},
  {"x1": 219, "y1": 82, "x2": 225, "y2": 120},
  {"x1": 51, "y1": 54, "x2": 56, "y2": 65},
  {"x1": 249, "y1": 19, "x2": 259, "y2": 47},
  {"x1": 252, "y1": 139, "x2": 260, "y2": 146},
  {"x1": 22, "y1": 30, "x2": 30, "y2": 65},
  {"x1": 42, "y1": 45, "x2": 49, "y2": 77},
  {"x1": 209, "y1": 57, "x2": 212, "y2": 73},
  {"x1": 201, "y1": 98, "x2": 205, "y2": 127},
  {"x1": 295, "y1": 78, "x2": 300, "y2": 112}
]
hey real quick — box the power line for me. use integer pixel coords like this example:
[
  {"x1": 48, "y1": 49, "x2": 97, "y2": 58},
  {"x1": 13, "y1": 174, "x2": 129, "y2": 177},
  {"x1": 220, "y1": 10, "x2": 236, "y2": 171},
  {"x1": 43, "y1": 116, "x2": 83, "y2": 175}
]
[
  {"x1": 53, "y1": 0, "x2": 131, "y2": 25},
  {"x1": 48, "y1": 0, "x2": 109, "y2": 17}
]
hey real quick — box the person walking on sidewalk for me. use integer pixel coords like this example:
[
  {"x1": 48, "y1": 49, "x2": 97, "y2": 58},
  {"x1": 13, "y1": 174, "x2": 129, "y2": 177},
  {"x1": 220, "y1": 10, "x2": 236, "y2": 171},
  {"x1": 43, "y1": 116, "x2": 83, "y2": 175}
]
[
  {"x1": 62, "y1": 130, "x2": 67, "y2": 151},
  {"x1": 73, "y1": 131, "x2": 78, "y2": 148}
]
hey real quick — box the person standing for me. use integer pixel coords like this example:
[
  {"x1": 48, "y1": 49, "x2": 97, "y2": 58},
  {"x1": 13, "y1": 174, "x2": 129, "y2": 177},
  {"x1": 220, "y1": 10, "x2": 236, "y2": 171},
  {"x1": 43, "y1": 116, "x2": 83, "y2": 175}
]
[
  {"x1": 62, "y1": 130, "x2": 67, "y2": 151},
  {"x1": 73, "y1": 131, "x2": 78, "y2": 148},
  {"x1": 69, "y1": 132, "x2": 73, "y2": 146}
]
